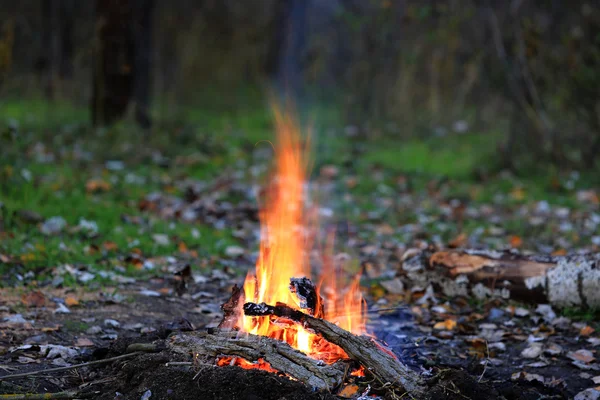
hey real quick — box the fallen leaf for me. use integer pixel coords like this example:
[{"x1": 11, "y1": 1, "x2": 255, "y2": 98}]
[
  {"x1": 178, "y1": 241, "x2": 188, "y2": 253},
  {"x1": 509, "y1": 235, "x2": 523, "y2": 248},
  {"x1": 338, "y1": 384, "x2": 359, "y2": 398},
  {"x1": 21, "y1": 291, "x2": 47, "y2": 308},
  {"x1": 434, "y1": 319, "x2": 457, "y2": 331},
  {"x1": 75, "y1": 338, "x2": 94, "y2": 347},
  {"x1": 53, "y1": 303, "x2": 71, "y2": 314},
  {"x1": 41, "y1": 325, "x2": 61, "y2": 332},
  {"x1": 225, "y1": 245, "x2": 245, "y2": 257},
  {"x1": 521, "y1": 343, "x2": 543, "y2": 359},
  {"x1": 65, "y1": 296, "x2": 80, "y2": 307},
  {"x1": 152, "y1": 234, "x2": 170, "y2": 246},
  {"x1": 568, "y1": 349, "x2": 596, "y2": 364},
  {"x1": 85, "y1": 179, "x2": 111, "y2": 193},
  {"x1": 448, "y1": 232, "x2": 468, "y2": 248},
  {"x1": 574, "y1": 387, "x2": 600, "y2": 400},
  {"x1": 581, "y1": 326, "x2": 596, "y2": 337},
  {"x1": 103, "y1": 241, "x2": 118, "y2": 251},
  {"x1": 511, "y1": 371, "x2": 545, "y2": 384},
  {"x1": 510, "y1": 187, "x2": 525, "y2": 201},
  {"x1": 380, "y1": 278, "x2": 405, "y2": 295}
]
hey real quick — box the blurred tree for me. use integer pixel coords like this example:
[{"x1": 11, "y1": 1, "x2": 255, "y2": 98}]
[{"x1": 92, "y1": 0, "x2": 154, "y2": 128}]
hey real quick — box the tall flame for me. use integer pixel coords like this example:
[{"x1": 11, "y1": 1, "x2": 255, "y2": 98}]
[{"x1": 240, "y1": 107, "x2": 366, "y2": 363}]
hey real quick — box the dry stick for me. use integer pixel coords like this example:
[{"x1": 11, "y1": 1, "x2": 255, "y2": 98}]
[
  {"x1": 0, "y1": 351, "x2": 142, "y2": 382},
  {"x1": 0, "y1": 391, "x2": 99, "y2": 399},
  {"x1": 478, "y1": 340, "x2": 490, "y2": 383}
]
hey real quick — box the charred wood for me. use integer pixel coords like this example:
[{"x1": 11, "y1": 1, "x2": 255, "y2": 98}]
[{"x1": 244, "y1": 302, "x2": 424, "y2": 392}]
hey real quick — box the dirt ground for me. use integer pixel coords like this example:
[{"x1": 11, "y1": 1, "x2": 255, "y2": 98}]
[{"x1": 1, "y1": 269, "x2": 594, "y2": 399}]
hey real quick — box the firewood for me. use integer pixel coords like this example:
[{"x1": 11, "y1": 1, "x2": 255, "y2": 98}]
[
  {"x1": 218, "y1": 284, "x2": 244, "y2": 329},
  {"x1": 243, "y1": 302, "x2": 424, "y2": 392},
  {"x1": 289, "y1": 277, "x2": 324, "y2": 316},
  {"x1": 401, "y1": 249, "x2": 600, "y2": 308},
  {"x1": 167, "y1": 330, "x2": 345, "y2": 391}
]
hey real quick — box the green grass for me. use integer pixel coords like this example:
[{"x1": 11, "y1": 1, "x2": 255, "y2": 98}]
[
  {"x1": 1, "y1": 97, "x2": 597, "y2": 288},
  {"x1": 358, "y1": 132, "x2": 501, "y2": 179}
]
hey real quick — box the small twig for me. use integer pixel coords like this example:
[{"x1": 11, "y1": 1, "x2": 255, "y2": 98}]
[
  {"x1": 164, "y1": 362, "x2": 193, "y2": 367},
  {"x1": 478, "y1": 340, "x2": 490, "y2": 383},
  {"x1": 0, "y1": 391, "x2": 99, "y2": 399},
  {"x1": 0, "y1": 352, "x2": 142, "y2": 382}
]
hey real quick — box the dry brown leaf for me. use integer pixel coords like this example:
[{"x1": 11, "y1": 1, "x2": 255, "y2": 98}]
[
  {"x1": 434, "y1": 319, "x2": 457, "y2": 331},
  {"x1": 338, "y1": 384, "x2": 360, "y2": 398},
  {"x1": 580, "y1": 326, "x2": 595, "y2": 337},
  {"x1": 568, "y1": 349, "x2": 596, "y2": 364},
  {"x1": 103, "y1": 241, "x2": 118, "y2": 251},
  {"x1": 178, "y1": 241, "x2": 189, "y2": 253},
  {"x1": 579, "y1": 325, "x2": 596, "y2": 336},
  {"x1": 65, "y1": 296, "x2": 80, "y2": 307},
  {"x1": 75, "y1": 338, "x2": 94, "y2": 347},
  {"x1": 448, "y1": 233, "x2": 468, "y2": 248},
  {"x1": 41, "y1": 325, "x2": 61, "y2": 332},
  {"x1": 21, "y1": 291, "x2": 47, "y2": 308},
  {"x1": 510, "y1": 187, "x2": 525, "y2": 201},
  {"x1": 509, "y1": 235, "x2": 523, "y2": 248},
  {"x1": 85, "y1": 179, "x2": 111, "y2": 193}
]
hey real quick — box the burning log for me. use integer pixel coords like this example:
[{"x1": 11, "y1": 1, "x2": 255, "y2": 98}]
[
  {"x1": 167, "y1": 330, "x2": 345, "y2": 391},
  {"x1": 401, "y1": 249, "x2": 600, "y2": 308},
  {"x1": 244, "y1": 302, "x2": 424, "y2": 393},
  {"x1": 218, "y1": 284, "x2": 244, "y2": 329},
  {"x1": 289, "y1": 277, "x2": 324, "y2": 316}
]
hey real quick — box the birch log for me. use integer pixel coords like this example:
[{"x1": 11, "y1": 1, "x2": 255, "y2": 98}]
[{"x1": 400, "y1": 249, "x2": 600, "y2": 308}]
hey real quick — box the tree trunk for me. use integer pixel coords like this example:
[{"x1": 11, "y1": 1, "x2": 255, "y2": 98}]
[
  {"x1": 132, "y1": 0, "x2": 154, "y2": 129},
  {"x1": 40, "y1": 0, "x2": 60, "y2": 99},
  {"x1": 58, "y1": 0, "x2": 76, "y2": 79},
  {"x1": 400, "y1": 249, "x2": 600, "y2": 308},
  {"x1": 92, "y1": 0, "x2": 135, "y2": 126}
]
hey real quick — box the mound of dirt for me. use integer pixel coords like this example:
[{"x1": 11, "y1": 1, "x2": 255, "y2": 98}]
[{"x1": 95, "y1": 352, "x2": 338, "y2": 400}]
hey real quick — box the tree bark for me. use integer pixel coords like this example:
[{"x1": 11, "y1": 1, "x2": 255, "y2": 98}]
[
  {"x1": 92, "y1": 0, "x2": 135, "y2": 126},
  {"x1": 400, "y1": 249, "x2": 600, "y2": 308}
]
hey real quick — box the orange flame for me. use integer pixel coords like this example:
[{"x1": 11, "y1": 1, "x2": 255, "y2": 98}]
[{"x1": 240, "y1": 107, "x2": 367, "y2": 364}]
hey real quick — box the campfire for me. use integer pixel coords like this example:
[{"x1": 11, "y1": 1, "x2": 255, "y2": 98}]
[
  {"x1": 169, "y1": 108, "x2": 423, "y2": 395},
  {"x1": 220, "y1": 108, "x2": 366, "y2": 368}
]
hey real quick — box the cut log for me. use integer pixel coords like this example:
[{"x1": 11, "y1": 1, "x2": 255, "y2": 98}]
[
  {"x1": 400, "y1": 249, "x2": 600, "y2": 308},
  {"x1": 167, "y1": 330, "x2": 345, "y2": 391},
  {"x1": 244, "y1": 302, "x2": 424, "y2": 393}
]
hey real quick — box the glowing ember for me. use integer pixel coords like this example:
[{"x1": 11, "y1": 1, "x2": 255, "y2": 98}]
[{"x1": 239, "y1": 107, "x2": 367, "y2": 365}]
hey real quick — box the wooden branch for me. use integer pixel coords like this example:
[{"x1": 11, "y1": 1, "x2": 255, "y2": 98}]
[
  {"x1": 167, "y1": 330, "x2": 345, "y2": 391},
  {"x1": 243, "y1": 302, "x2": 424, "y2": 393},
  {"x1": 400, "y1": 249, "x2": 600, "y2": 308}
]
